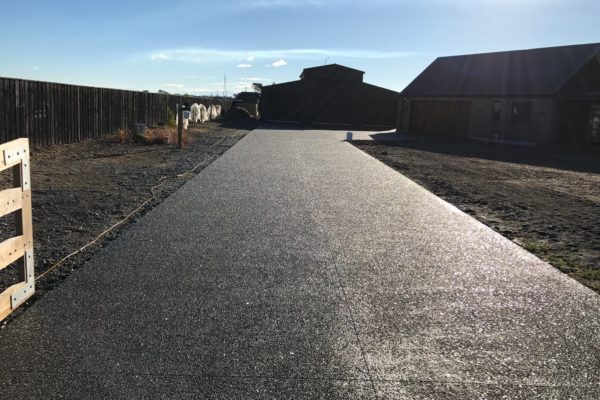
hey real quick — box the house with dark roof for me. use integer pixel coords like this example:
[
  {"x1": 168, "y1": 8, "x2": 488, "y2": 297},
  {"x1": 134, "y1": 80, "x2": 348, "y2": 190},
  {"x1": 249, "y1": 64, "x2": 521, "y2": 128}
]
[
  {"x1": 398, "y1": 43, "x2": 600, "y2": 145},
  {"x1": 261, "y1": 64, "x2": 399, "y2": 128}
]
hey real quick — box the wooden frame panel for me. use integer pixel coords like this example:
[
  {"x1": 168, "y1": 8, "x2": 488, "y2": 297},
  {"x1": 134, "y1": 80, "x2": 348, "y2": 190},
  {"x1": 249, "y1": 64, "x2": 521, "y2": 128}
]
[{"x1": 0, "y1": 138, "x2": 35, "y2": 321}]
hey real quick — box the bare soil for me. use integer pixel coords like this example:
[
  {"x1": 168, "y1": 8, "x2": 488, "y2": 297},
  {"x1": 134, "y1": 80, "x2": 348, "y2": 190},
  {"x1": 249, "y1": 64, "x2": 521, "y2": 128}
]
[
  {"x1": 1, "y1": 120, "x2": 257, "y2": 320},
  {"x1": 353, "y1": 137, "x2": 600, "y2": 293}
]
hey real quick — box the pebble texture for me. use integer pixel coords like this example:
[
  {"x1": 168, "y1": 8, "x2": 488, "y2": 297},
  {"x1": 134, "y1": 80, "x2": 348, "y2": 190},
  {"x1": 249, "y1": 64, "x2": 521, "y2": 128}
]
[{"x1": 0, "y1": 125, "x2": 599, "y2": 399}]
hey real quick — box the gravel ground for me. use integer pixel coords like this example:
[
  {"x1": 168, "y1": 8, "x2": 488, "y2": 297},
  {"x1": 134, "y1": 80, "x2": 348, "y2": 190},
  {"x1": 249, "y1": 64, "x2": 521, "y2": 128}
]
[
  {"x1": 353, "y1": 138, "x2": 600, "y2": 293},
  {"x1": 0, "y1": 120, "x2": 257, "y2": 317}
]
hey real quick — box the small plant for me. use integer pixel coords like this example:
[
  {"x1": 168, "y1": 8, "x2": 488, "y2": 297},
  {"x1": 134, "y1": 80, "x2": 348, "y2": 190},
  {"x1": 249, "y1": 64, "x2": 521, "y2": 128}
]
[
  {"x1": 167, "y1": 108, "x2": 176, "y2": 128},
  {"x1": 117, "y1": 128, "x2": 134, "y2": 144},
  {"x1": 144, "y1": 127, "x2": 192, "y2": 147}
]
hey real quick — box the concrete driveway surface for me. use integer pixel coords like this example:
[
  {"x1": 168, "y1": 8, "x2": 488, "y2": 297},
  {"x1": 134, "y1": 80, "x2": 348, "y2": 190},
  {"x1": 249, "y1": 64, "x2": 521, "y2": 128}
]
[{"x1": 1, "y1": 125, "x2": 599, "y2": 399}]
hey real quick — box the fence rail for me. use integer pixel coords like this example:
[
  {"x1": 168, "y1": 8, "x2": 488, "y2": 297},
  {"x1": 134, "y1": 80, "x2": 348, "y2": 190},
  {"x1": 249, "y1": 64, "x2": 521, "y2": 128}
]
[{"x1": 0, "y1": 77, "x2": 232, "y2": 147}]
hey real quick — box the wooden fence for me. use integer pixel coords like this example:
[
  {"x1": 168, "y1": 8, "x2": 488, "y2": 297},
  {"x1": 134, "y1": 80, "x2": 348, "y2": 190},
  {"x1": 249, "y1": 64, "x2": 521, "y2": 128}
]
[
  {"x1": 0, "y1": 138, "x2": 34, "y2": 321},
  {"x1": 0, "y1": 77, "x2": 232, "y2": 147}
]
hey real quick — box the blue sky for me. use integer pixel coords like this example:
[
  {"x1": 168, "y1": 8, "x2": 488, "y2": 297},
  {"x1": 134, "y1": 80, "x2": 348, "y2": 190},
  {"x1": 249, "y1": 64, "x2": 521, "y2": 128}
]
[{"x1": 1, "y1": 0, "x2": 598, "y2": 95}]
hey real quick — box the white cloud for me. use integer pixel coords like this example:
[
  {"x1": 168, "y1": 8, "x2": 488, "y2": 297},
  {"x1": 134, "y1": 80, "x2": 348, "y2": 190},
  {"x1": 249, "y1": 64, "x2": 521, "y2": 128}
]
[
  {"x1": 151, "y1": 53, "x2": 169, "y2": 60},
  {"x1": 246, "y1": 56, "x2": 255, "y2": 61},
  {"x1": 159, "y1": 83, "x2": 221, "y2": 94},
  {"x1": 148, "y1": 48, "x2": 417, "y2": 64},
  {"x1": 240, "y1": 77, "x2": 272, "y2": 82},
  {"x1": 159, "y1": 84, "x2": 216, "y2": 94},
  {"x1": 237, "y1": 64, "x2": 253, "y2": 68},
  {"x1": 269, "y1": 59, "x2": 288, "y2": 68},
  {"x1": 247, "y1": 0, "x2": 323, "y2": 7},
  {"x1": 160, "y1": 83, "x2": 184, "y2": 89}
]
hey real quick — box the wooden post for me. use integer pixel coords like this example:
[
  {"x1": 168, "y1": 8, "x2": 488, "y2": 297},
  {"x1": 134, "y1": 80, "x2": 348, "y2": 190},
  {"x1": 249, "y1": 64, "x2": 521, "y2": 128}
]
[{"x1": 177, "y1": 104, "x2": 183, "y2": 149}]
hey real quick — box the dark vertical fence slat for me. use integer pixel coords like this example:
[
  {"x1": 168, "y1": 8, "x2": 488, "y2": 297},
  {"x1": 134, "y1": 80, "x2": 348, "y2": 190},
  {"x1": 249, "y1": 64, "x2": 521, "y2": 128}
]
[
  {"x1": 30, "y1": 81, "x2": 36, "y2": 146},
  {"x1": 1, "y1": 78, "x2": 6, "y2": 142},
  {"x1": 16, "y1": 80, "x2": 22, "y2": 141},
  {"x1": 5, "y1": 79, "x2": 10, "y2": 142},
  {"x1": 65, "y1": 85, "x2": 71, "y2": 144},
  {"x1": 15, "y1": 80, "x2": 21, "y2": 140},
  {"x1": 0, "y1": 78, "x2": 5, "y2": 143},
  {"x1": 70, "y1": 85, "x2": 75, "y2": 143},
  {"x1": 49, "y1": 83, "x2": 55, "y2": 146},
  {"x1": 13, "y1": 80, "x2": 18, "y2": 141},
  {"x1": 35, "y1": 81, "x2": 41, "y2": 146},
  {"x1": 67, "y1": 84, "x2": 71, "y2": 143},
  {"x1": 11, "y1": 79, "x2": 17, "y2": 141},
  {"x1": 95, "y1": 88, "x2": 99, "y2": 138},
  {"x1": 4, "y1": 78, "x2": 9, "y2": 141},
  {"x1": 58, "y1": 84, "x2": 63, "y2": 145},
  {"x1": 83, "y1": 87, "x2": 88, "y2": 140},
  {"x1": 64, "y1": 84, "x2": 69, "y2": 144},
  {"x1": 53, "y1": 83, "x2": 58, "y2": 145},
  {"x1": 76, "y1": 86, "x2": 81, "y2": 142},
  {"x1": 71, "y1": 85, "x2": 77, "y2": 142},
  {"x1": 42, "y1": 81, "x2": 47, "y2": 146},
  {"x1": 24, "y1": 81, "x2": 30, "y2": 141}
]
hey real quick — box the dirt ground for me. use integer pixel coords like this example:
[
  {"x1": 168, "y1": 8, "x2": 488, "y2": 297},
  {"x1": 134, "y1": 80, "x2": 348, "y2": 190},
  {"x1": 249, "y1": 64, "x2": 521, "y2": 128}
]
[
  {"x1": 354, "y1": 137, "x2": 600, "y2": 293},
  {"x1": 1, "y1": 120, "x2": 258, "y2": 319}
]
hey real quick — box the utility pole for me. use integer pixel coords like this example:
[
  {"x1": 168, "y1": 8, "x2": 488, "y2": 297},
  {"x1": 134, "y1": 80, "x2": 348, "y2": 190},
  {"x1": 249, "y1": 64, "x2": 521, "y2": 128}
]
[{"x1": 223, "y1": 74, "x2": 227, "y2": 97}]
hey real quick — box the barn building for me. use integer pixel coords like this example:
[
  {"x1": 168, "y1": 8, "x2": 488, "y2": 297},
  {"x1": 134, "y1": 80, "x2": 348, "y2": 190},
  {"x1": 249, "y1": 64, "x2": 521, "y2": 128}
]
[
  {"x1": 398, "y1": 43, "x2": 600, "y2": 145},
  {"x1": 261, "y1": 64, "x2": 399, "y2": 128}
]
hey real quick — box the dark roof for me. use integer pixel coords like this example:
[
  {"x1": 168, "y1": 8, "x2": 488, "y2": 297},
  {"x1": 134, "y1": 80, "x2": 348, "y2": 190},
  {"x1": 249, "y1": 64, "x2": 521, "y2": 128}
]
[
  {"x1": 401, "y1": 43, "x2": 600, "y2": 97},
  {"x1": 300, "y1": 64, "x2": 365, "y2": 81},
  {"x1": 261, "y1": 79, "x2": 302, "y2": 93},
  {"x1": 361, "y1": 82, "x2": 400, "y2": 96},
  {"x1": 234, "y1": 92, "x2": 260, "y2": 102}
]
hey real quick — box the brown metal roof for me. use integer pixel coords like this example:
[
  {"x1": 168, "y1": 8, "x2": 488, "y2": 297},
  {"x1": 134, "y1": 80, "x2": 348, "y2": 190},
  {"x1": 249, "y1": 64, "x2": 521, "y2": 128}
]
[{"x1": 401, "y1": 43, "x2": 600, "y2": 97}]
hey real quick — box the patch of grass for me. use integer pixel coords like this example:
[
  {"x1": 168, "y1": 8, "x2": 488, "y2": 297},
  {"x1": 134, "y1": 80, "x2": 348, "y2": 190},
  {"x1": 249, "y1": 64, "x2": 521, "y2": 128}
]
[
  {"x1": 554, "y1": 258, "x2": 600, "y2": 293},
  {"x1": 514, "y1": 237, "x2": 600, "y2": 293},
  {"x1": 516, "y1": 241, "x2": 600, "y2": 293},
  {"x1": 514, "y1": 238, "x2": 551, "y2": 253},
  {"x1": 144, "y1": 128, "x2": 191, "y2": 147},
  {"x1": 112, "y1": 127, "x2": 191, "y2": 147}
]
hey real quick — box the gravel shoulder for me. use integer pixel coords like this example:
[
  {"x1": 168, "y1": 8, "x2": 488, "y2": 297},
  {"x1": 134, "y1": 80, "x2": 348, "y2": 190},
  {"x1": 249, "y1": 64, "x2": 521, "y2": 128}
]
[
  {"x1": 353, "y1": 137, "x2": 600, "y2": 293},
  {"x1": 0, "y1": 120, "x2": 257, "y2": 321}
]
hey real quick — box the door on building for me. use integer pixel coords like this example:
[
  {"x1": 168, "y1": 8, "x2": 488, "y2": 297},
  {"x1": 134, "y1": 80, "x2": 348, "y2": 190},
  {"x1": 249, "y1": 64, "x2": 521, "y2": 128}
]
[
  {"x1": 312, "y1": 80, "x2": 353, "y2": 124},
  {"x1": 409, "y1": 100, "x2": 472, "y2": 136}
]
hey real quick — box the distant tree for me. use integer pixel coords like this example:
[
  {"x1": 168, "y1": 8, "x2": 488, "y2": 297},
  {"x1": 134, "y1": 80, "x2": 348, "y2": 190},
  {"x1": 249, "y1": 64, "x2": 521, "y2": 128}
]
[{"x1": 252, "y1": 83, "x2": 263, "y2": 93}]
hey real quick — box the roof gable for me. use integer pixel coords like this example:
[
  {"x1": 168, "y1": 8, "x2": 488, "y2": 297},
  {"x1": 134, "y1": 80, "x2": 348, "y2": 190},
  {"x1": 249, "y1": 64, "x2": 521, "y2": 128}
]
[
  {"x1": 300, "y1": 64, "x2": 365, "y2": 81},
  {"x1": 401, "y1": 43, "x2": 600, "y2": 97}
]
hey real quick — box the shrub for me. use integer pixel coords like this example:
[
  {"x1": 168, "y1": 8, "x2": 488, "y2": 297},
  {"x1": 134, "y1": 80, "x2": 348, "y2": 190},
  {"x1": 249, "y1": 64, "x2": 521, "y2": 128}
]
[{"x1": 167, "y1": 108, "x2": 176, "y2": 128}]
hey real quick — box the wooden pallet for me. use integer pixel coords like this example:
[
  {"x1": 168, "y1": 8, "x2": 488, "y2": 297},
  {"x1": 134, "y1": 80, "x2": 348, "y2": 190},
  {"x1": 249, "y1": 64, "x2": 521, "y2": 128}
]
[{"x1": 0, "y1": 138, "x2": 34, "y2": 321}]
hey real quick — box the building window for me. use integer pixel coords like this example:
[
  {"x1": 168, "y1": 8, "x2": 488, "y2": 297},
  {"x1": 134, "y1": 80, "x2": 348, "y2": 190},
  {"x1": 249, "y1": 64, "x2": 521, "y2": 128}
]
[
  {"x1": 491, "y1": 101, "x2": 502, "y2": 121},
  {"x1": 511, "y1": 101, "x2": 532, "y2": 123}
]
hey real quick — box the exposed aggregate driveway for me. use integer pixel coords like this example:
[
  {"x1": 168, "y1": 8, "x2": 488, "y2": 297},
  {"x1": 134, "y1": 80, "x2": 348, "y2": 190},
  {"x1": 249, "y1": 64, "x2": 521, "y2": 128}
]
[{"x1": 1, "y1": 125, "x2": 599, "y2": 399}]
